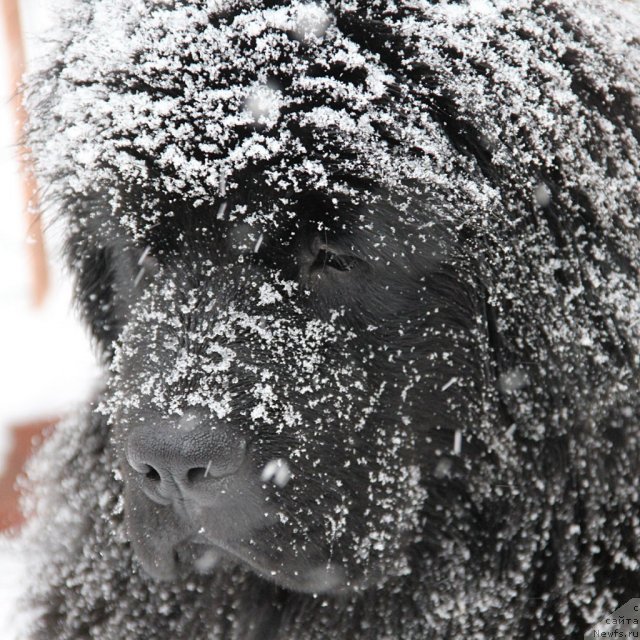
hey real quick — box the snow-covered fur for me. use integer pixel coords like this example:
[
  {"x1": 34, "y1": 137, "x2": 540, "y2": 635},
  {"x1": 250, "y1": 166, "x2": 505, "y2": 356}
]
[{"x1": 21, "y1": 1, "x2": 640, "y2": 638}]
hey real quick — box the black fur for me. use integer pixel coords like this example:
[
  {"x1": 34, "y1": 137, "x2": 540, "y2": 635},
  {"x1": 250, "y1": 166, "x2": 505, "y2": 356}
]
[{"x1": 20, "y1": 1, "x2": 640, "y2": 638}]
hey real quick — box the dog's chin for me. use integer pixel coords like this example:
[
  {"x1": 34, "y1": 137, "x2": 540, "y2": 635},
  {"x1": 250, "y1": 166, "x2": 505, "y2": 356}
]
[
  {"x1": 122, "y1": 467, "x2": 356, "y2": 593},
  {"x1": 130, "y1": 523, "x2": 351, "y2": 594}
]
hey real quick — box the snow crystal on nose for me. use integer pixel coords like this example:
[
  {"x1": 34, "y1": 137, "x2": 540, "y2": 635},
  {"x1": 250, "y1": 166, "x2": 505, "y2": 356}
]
[
  {"x1": 177, "y1": 411, "x2": 199, "y2": 432},
  {"x1": 261, "y1": 459, "x2": 291, "y2": 488},
  {"x1": 194, "y1": 549, "x2": 220, "y2": 573}
]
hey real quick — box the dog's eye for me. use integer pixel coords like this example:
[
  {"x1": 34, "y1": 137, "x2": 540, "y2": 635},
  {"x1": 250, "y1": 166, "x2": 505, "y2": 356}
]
[{"x1": 313, "y1": 247, "x2": 361, "y2": 272}]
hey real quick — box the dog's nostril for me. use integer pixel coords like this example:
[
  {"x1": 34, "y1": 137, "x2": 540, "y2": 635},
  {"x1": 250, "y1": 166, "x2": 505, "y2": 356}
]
[
  {"x1": 145, "y1": 465, "x2": 161, "y2": 482},
  {"x1": 186, "y1": 467, "x2": 208, "y2": 483}
]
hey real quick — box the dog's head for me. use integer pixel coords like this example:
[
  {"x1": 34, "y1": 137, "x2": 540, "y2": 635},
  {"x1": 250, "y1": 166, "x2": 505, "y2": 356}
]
[{"x1": 30, "y1": 0, "x2": 638, "y2": 599}]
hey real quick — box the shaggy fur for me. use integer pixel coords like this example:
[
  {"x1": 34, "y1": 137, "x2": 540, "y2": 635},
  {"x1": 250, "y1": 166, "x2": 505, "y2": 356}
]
[{"x1": 20, "y1": 1, "x2": 640, "y2": 638}]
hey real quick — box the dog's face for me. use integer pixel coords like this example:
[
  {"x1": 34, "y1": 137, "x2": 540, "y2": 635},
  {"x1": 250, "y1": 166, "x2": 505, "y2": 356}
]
[
  {"x1": 26, "y1": 0, "x2": 509, "y2": 594},
  {"x1": 105, "y1": 198, "x2": 484, "y2": 594}
]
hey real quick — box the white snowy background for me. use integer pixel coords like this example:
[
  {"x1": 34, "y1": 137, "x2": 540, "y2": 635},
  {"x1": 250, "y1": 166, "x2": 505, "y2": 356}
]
[{"x1": 0, "y1": 1, "x2": 99, "y2": 636}]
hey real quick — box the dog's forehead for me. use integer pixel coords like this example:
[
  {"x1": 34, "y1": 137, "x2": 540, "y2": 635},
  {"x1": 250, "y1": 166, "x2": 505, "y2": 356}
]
[{"x1": 209, "y1": 204, "x2": 446, "y2": 268}]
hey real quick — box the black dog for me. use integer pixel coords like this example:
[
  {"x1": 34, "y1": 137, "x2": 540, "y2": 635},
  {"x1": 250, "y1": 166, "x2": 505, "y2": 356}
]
[{"x1": 21, "y1": 1, "x2": 639, "y2": 638}]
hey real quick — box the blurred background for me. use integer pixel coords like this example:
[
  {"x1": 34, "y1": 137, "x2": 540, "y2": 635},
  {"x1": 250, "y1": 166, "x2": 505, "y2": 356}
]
[{"x1": 0, "y1": 0, "x2": 99, "y2": 634}]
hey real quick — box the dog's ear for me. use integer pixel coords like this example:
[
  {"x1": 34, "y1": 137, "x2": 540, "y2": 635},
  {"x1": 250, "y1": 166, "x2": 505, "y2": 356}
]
[{"x1": 68, "y1": 229, "x2": 160, "y2": 360}]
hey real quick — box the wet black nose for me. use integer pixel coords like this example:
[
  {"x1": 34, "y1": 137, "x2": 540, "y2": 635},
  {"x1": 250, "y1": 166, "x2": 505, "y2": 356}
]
[{"x1": 126, "y1": 414, "x2": 246, "y2": 505}]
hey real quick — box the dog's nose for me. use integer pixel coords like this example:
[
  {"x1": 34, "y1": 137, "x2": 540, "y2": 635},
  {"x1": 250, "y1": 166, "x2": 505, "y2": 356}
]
[{"x1": 126, "y1": 413, "x2": 246, "y2": 505}]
